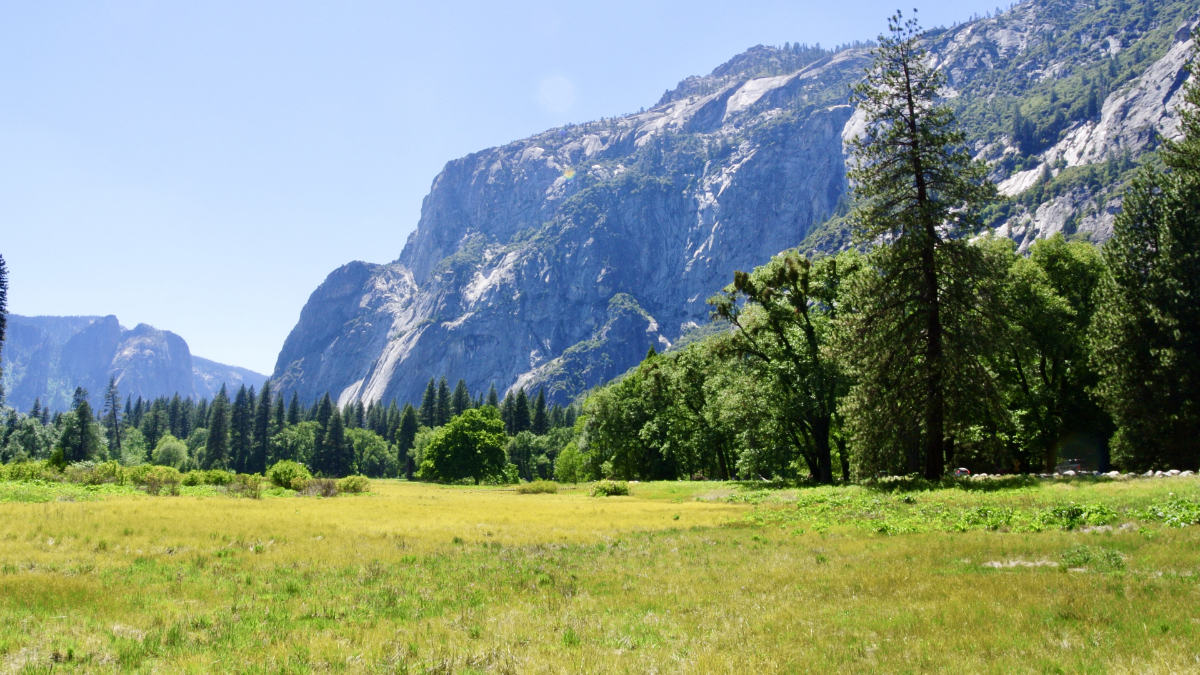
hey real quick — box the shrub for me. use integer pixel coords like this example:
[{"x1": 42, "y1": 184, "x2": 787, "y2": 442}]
[
  {"x1": 1033, "y1": 502, "x2": 1117, "y2": 530},
  {"x1": 303, "y1": 478, "x2": 340, "y2": 497},
  {"x1": 590, "y1": 480, "x2": 630, "y2": 497},
  {"x1": 517, "y1": 480, "x2": 558, "y2": 494},
  {"x1": 65, "y1": 460, "x2": 126, "y2": 485},
  {"x1": 181, "y1": 469, "x2": 235, "y2": 486},
  {"x1": 1, "y1": 460, "x2": 63, "y2": 482},
  {"x1": 151, "y1": 434, "x2": 188, "y2": 469},
  {"x1": 228, "y1": 473, "x2": 264, "y2": 499},
  {"x1": 132, "y1": 465, "x2": 183, "y2": 496},
  {"x1": 337, "y1": 475, "x2": 370, "y2": 494},
  {"x1": 267, "y1": 460, "x2": 312, "y2": 490}
]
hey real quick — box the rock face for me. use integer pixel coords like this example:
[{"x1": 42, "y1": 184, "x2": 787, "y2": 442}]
[
  {"x1": 274, "y1": 0, "x2": 1200, "y2": 408},
  {"x1": 1, "y1": 315, "x2": 265, "y2": 412},
  {"x1": 193, "y1": 357, "x2": 269, "y2": 400}
]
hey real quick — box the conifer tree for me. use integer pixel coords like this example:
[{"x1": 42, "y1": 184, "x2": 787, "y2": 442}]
[
  {"x1": 287, "y1": 392, "x2": 301, "y2": 425},
  {"x1": 398, "y1": 403, "x2": 419, "y2": 478},
  {"x1": 319, "y1": 408, "x2": 350, "y2": 477},
  {"x1": 840, "y1": 12, "x2": 999, "y2": 479},
  {"x1": 436, "y1": 377, "x2": 451, "y2": 426},
  {"x1": 273, "y1": 395, "x2": 285, "y2": 431},
  {"x1": 312, "y1": 393, "x2": 333, "y2": 466},
  {"x1": 501, "y1": 392, "x2": 516, "y2": 434},
  {"x1": 486, "y1": 383, "x2": 499, "y2": 408},
  {"x1": 418, "y1": 378, "x2": 437, "y2": 428},
  {"x1": 30, "y1": 398, "x2": 42, "y2": 424},
  {"x1": 230, "y1": 386, "x2": 253, "y2": 473},
  {"x1": 60, "y1": 394, "x2": 101, "y2": 463},
  {"x1": 204, "y1": 385, "x2": 231, "y2": 469},
  {"x1": 385, "y1": 401, "x2": 401, "y2": 442},
  {"x1": 513, "y1": 389, "x2": 531, "y2": 434},
  {"x1": 565, "y1": 404, "x2": 577, "y2": 428},
  {"x1": 452, "y1": 379, "x2": 471, "y2": 418},
  {"x1": 250, "y1": 380, "x2": 272, "y2": 474},
  {"x1": 531, "y1": 388, "x2": 549, "y2": 435},
  {"x1": 102, "y1": 376, "x2": 122, "y2": 453},
  {"x1": 123, "y1": 396, "x2": 132, "y2": 427}
]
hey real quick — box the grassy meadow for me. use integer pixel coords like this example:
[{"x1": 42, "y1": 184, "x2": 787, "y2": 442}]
[{"x1": 0, "y1": 477, "x2": 1198, "y2": 673}]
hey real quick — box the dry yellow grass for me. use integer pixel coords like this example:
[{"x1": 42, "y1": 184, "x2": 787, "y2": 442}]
[{"x1": 0, "y1": 479, "x2": 1197, "y2": 673}]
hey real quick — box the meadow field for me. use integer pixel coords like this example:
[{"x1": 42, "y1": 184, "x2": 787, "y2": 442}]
[{"x1": 0, "y1": 477, "x2": 1197, "y2": 674}]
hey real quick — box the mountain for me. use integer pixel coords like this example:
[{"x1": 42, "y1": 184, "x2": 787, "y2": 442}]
[
  {"x1": 1, "y1": 315, "x2": 266, "y2": 412},
  {"x1": 192, "y1": 357, "x2": 269, "y2": 400},
  {"x1": 273, "y1": 0, "x2": 1200, "y2": 408}
]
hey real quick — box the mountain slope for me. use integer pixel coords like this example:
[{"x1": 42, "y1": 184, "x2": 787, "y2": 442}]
[
  {"x1": 1, "y1": 315, "x2": 266, "y2": 412},
  {"x1": 274, "y1": 0, "x2": 1200, "y2": 408}
]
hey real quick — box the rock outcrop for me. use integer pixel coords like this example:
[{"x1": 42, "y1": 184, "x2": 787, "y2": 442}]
[{"x1": 274, "y1": 0, "x2": 1200, "y2": 408}]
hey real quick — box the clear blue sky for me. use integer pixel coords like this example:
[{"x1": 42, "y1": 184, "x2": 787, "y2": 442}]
[{"x1": 1, "y1": 0, "x2": 1002, "y2": 374}]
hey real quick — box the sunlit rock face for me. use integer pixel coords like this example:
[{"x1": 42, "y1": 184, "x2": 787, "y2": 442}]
[{"x1": 275, "y1": 0, "x2": 1200, "y2": 407}]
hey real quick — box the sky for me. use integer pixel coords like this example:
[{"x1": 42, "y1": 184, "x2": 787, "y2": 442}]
[{"x1": 0, "y1": 0, "x2": 1004, "y2": 374}]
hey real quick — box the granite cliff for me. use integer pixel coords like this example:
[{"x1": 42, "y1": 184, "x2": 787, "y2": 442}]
[
  {"x1": 1, "y1": 315, "x2": 266, "y2": 412},
  {"x1": 274, "y1": 0, "x2": 1200, "y2": 407}
]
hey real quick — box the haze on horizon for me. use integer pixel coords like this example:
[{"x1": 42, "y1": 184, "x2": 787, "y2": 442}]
[{"x1": 1, "y1": 0, "x2": 1002, "y2": 374}]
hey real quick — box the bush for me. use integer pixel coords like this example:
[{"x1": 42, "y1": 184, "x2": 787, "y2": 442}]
[
  {"x1": 181, "y1": 469, "x2": 235, "y2": 486},
  {"x1": 132, "y1": 465, "x2": 183, "y2": 496},
  {"x1": 228, "y1": 473, "x2": 265, "y2": 499},
  {"x1": 303, "y1": 478, "x2": 340, "y2": 497},
  {"x1": 65, "y1": 460, "x2": 126, "y2": 485},
  {"x1": 517, "y1": 480, "x2": 559, "y2": 494},
  {"x1": 337, "y1": 475, "x2": 370, "y2": 494},
  {"x1": 151, "y1": 434, "x2": 188, "y2": 469},
  {"x1": 0, "y1": 460, "x2": 63, "y2": 482},
  {"x1": 267, "y1": 460, "x2": 312, "y2": 490},
  {"x1": 590, "y1": 480, "x2": 630, "y2": 497}
]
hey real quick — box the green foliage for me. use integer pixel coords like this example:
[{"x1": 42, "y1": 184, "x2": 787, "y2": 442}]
[
  {"x1": 590, "y1": 480, "x2": 630, "y2": 497},
  {"x1": 151, "y1": 434, "x2": 188, "y2": 469},
  {"x1": 553, "y1": 442, "x2": 585, "y2": 484},
  {"x1": 419, "y1": 407, "x2": 508, "y2": 484},
  {"x1": 266, "y1": 460, "x2": 312, "y2": 490},
  {"x1": 346, "y1": 427, "x2": 396, "y2": 478},
  {"x1": 1137, "y1": 495, "x2": 1200, "y2": 527},
  {"x1": 337, "y1": 475, "x2": 371, "y2": 494},
  {"x1": 1060, "y1": 545, "x2": 1126, "y2": 573},
  {"x1": 180, "y1": 469, "x2": 235, "y2": 487},
  {"x1": 269, "y1": 421, "x2": 317, "y2": 466},
  {"x1": 516, "y1": 479, "x2": 558, "y2": 494}
]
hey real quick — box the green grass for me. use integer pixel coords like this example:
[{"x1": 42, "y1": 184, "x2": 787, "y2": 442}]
[{"x1": 0, "y1": 478, "x2": 1197, "y2": 673}]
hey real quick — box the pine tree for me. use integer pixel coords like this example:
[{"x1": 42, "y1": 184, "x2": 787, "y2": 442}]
[
  {"x1": 30, "y1": 398, "x2": 42, "y2": 424},
  {"x1": 565, "y1": 404, "x2": 577, "y2": 428},
  {"x1": 436, "y1": 377, "x2": 451, "y2": 426},
  {"x1": 250, "y1": 380, "x2": 272, "y2": 474},
  {"x1": 205, "y1": 385, "x2": 231, "y2": 469},
  {"x1": 102, "y1": 376, "x2": 122, "y2": 453},
  {"x1": 273, "y1": 395, "x2": 285, "y2": 431},
  {"x1": 486, "y1": 383, "x2": 499, "y2": 408},
  {"x1": 312, "y1": 393, "x2": 333, "y2": 467},
  {"x1": 513, "y1": 389, "x2": 531, "y2": 434},
  {"x1": 385, "y1": 401, "x2": 401, "y2": 443},
  {"x1": 287, "y1": 392, "x2": 301, "y2": 425},
  {"x1": 531, "y1": 388, "x2": 549, "y2": 435},
  {"x1": 398, "y1": 403, "x2": 419, "y2": 479},
  {"x1": 501, "y1": 392, "x2": 516, "y2": 434},
  {"x1": 61, "y1": 394, "x2": 101, "y2": 463},
  {"x1": 840, "y1": 12, "x2": 999, "y2": 479},
  {"x1": 230, "y1": 386, "x2": 252, "y2": 473},
  {"x1": 418, "y1": 378, "x2": 437, "y2": 428},
  {"x1": 452, "y1": 379, "x2": 471, "y2": 418},
  {"x1": 319, "y1": 408, "x2": 349, "y2": 477},
  {"x1": 123, "y1": 396, "x2": 132, "y2": 427}
]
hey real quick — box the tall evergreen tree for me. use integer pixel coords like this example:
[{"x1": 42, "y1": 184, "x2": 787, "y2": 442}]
[
  {"x1": 398, "y1": 403, "x2": 419, "y2": 479},
  {"x1": 311, "y1": 393, "x2": 334, "y2": 467},
  {"x1": 564, "y1": 404, "x2": 577, "y2": 429},
  {"x1": 501, "y1": 392, "x2": 516, "y2": 434},
  {"x1": 385, "y1": 401, "x2": 401, "y2": 443},
  {"x1": 319, "y1": 408, "x2": 351, "y2": 477},
  {"x1": 287, "y1": 392, "x2": 301, "y2": 425},
  {"x1": 60, "y1": 393, "x2": 101, "y2": 463},
  {"x1": 250, "y1": 380, "x2": 272, "y2": 474},
  {"x1": 1091, "y1": 63, "x2": 1200, "y2": 471},
  {"x1": 531, "y1": 388, "x2": 549, "y2": 435},
  {"x1": 452, "y1": 379, "x2": 471, "y2": 418},
  {"x1": 840, "y1": 12, "x2": 999, "y2": 479},
  {"x1": 205, "y1": 385, "x2": 231, "y2": 469},
  {"x1": 30, "y1": 398, "x2": 42, "y2": 424},
  {"x1": 436, "y1": 377, "x2": 451, "y2": 426},
  {"x1": 512, "y1": 389, "x2": 531, "y2": 435},
  {"x1": 102, "y1": 376, "x2": 122, "y2": 453},
  {"x1": 229, "y1": 385, "x2": 253, "y2": 473},
  {"x1": 418, "y1": 378, "x2": 437, "y2": 428},
  {"x1": 273, "y1": 394, "x2": 285, "y2": 432},
  {"x1": 486, "y1": 383, "x2": 499, "y2": 408}
]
